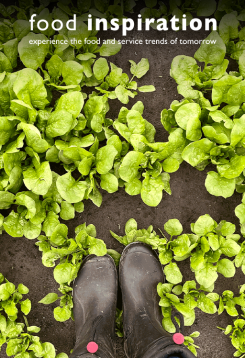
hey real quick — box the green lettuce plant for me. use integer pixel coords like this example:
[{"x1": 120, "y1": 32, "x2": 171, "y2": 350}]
[
  {"x1": 0, "y1": 273, "x2": 67, "y2": 358},
  {"x1": 37, "y1": 221, "x2": 107, "y2": 322}
]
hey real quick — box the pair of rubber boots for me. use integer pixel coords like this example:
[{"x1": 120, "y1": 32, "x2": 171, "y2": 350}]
[{"x1": 70, "y1": 242, "x2": 195, "y2": 358}]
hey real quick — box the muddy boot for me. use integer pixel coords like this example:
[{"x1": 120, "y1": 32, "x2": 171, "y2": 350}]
[
  {"x1": 70, "y1": 254, "x2": 117, "y2": 358},
  {"x1": 119, "y1": 242, "x2": 195, "y2": 358}
]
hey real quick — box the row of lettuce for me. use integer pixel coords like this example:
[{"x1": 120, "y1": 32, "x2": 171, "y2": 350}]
[
  {"x1": 112, "y1": 217, "x2": 245, "y2": 357},
  {"x1": 0, "y1": 273, "x2": 68, "y2": 357},
  {"x1": 165, "y1": 13, "x2": 245, "y2": 233},
  {"x1": 2, "y1": 215, "x2": 244, "y2": 357},
  {"x1": 2, "y1": 4, "x2": 245, "y2": 239}
]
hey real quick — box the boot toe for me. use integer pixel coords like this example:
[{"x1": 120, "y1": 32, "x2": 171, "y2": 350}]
[
  {"x1": 120, "y1": 241, "x2": 159, "y2": 260},
  {"x1": 78, "y1": 253, "x2": 115, "y2": 268},
  {"x1": 75, "y1": 254, "x2": 116, "y2": 284}
]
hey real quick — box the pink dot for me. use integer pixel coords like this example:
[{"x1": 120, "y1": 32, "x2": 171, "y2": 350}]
[
  {"x1": 173, "y1": 333, "x2": 184, "y2": 345},
  {"x1": 87, "y1": 341, "x2": 98, "y2": 353}
]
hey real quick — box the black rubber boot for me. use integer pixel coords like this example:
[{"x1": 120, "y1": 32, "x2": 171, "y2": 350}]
[
  {"x1": 119, "y1": 242, "x2": 195, "y2": 358},
  {"x1": 70, "y1": 254, "x2": 117, "y2": 358}
]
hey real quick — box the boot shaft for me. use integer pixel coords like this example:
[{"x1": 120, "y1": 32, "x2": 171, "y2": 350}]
[
  {"x1": 119, "y1": 243, "x2": 196, "y2": 358},
  {"x1": 70, "y1": 255, "x2": 117, "y2": 358}
]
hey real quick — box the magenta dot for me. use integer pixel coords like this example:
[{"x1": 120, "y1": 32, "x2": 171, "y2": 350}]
[
  {"x1": 87, "y1": 341, "x2": 98, "y2": 353},
  {"x1": 173, "y1": 333, "x2": 184, "y2": 345}
]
